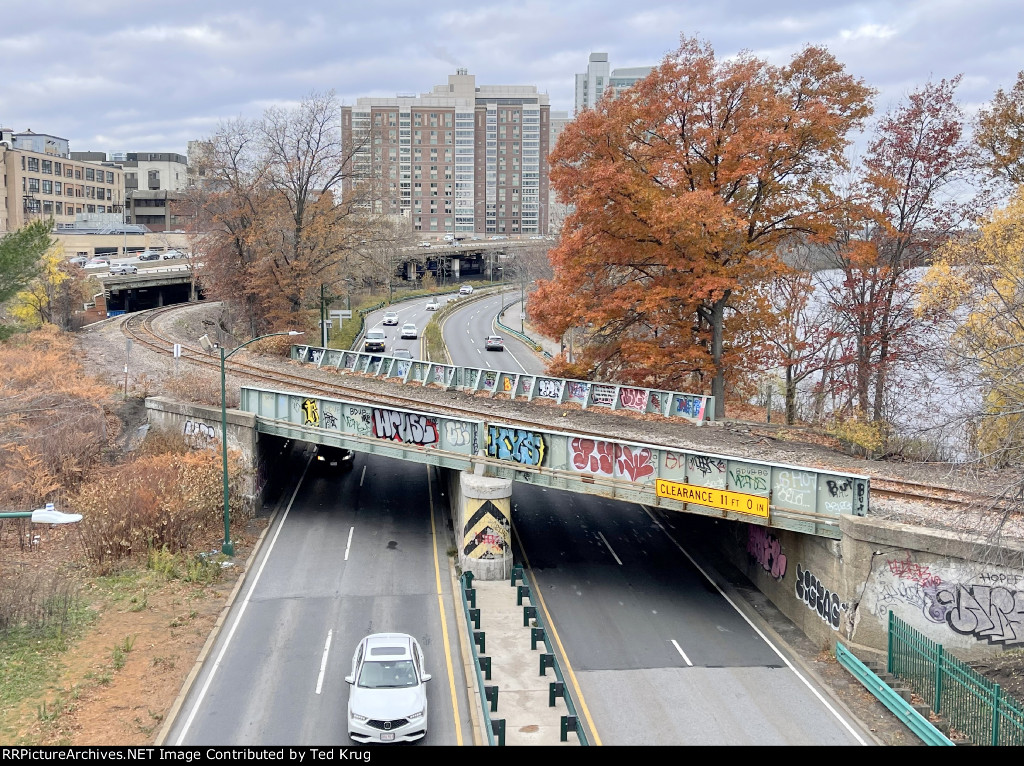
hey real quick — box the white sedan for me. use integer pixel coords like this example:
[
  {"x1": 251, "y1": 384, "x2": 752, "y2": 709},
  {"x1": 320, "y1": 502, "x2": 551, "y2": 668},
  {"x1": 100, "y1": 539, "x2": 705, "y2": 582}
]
[
  {"x1": 346, "y1": 633, "x2": 431, "y2": 744},
  {"x1": 400, "y1": 322, "x2": 418, "y2": 339}
]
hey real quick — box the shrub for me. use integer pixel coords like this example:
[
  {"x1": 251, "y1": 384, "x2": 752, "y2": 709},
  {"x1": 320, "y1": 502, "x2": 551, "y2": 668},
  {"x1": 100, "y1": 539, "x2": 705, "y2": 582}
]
[{"x1": 72, "y1": 451, "x2": 240, "y2": 573}]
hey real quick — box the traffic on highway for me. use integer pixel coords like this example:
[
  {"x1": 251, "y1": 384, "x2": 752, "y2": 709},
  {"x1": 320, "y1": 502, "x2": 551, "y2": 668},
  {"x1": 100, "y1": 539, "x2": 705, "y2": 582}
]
[{"x1": 164, "y1": 285, "x2": 874, "y2": 746}]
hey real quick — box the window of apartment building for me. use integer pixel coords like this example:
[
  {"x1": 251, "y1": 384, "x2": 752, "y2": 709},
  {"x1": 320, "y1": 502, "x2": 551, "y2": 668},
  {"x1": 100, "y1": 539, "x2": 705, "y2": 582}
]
[
  {"x1": 42, "y1": 180, "x2": 52, "y2": 194},
  {"x1": 97, "y1": 205, "x2": 105, "y2": 213},
  {"x1": 106, "y1": 171, "x2": 114, "y2": 184},
  {"x1": 42, "y1": 200, "x2": 53, "y2": 215},
  {"x1": 429, "y1": 114, "x2": 438, "y2": 127},
  {"x1": 55, "y1": 202, "x2": 63, "y2": 215},
  {"x1": 106, "y1": 189, "x2": 112, "y2": 200},
  {"x1": 75, "y1": 187, "x2": 82, "y2": 197},
  {"x1": 430, "y1": 183, "x2": 438, "y2": 196},
  {"x1": 27, "y1": 157, "x2": 39, "y2": 172},
  {"x1": 54, "y1": 162, "x2": 62, "y2": 176},
  {"x1": 388, "y1": 113, "x2": 397, "y2": 126},
  {"x1": 66, "y1": 167, "x2": 73, "y2": 178},
  {"x1": 430, "y1": 131, "x2": 437, "y2": 145},
  {"x1": 87, "y1": 205, "x2": 95, "y2": 213},
  {"x1": 414, "y1": 114, "x2": 422, "y2": 126},
  {"x1": 55, "y1": 182, "x2": 61, "y2": 194},
  {"x1": 27, "y1": 178, "x2": 40, "y2": 193},
  {"x1": 74, "y1": 169, "x2": 81, "y2": 179},
  {"x1": 85, "y1": 168, "x2": 95, "y2": 181},
  {"x1": 42, "y1": 160, "x2": 52, "y2": 174}
]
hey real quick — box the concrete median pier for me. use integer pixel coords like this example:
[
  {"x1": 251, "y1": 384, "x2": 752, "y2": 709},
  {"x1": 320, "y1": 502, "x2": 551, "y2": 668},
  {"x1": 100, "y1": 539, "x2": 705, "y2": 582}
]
[{"x1": 456, "y1": 471, "x2": 514, "y2": 581}]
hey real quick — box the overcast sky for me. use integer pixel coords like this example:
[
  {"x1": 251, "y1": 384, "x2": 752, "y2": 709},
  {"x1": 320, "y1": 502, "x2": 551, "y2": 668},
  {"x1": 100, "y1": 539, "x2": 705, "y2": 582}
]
[{"x1": 1, "y1": 1, "x2": 1020, "y2": 157}]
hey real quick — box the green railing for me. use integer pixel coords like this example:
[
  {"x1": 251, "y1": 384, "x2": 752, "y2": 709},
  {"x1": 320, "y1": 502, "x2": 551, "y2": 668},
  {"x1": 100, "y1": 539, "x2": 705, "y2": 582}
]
[{"x1": 889, "y1": 611, "x2": 1024, "y2": 745}]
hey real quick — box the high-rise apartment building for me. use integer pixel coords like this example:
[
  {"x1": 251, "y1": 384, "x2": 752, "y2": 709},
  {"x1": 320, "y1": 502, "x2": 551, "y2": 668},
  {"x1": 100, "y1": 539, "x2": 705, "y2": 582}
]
[
  {"x1": 574, "y1": 52, "x2": 654, "y2": 114},
  {"x1": 341, "y1": 69, "x2": 551, "y2": 236}
]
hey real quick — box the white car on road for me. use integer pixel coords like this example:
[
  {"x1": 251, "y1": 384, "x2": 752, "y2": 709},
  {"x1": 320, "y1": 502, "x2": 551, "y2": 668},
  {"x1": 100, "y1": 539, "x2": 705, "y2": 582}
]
[
  {"x1": 346, "y1": 633, "x2": 430, "y2": 744},
  {"x1": 425, "y1": 300, "x2": 439, "y2": 311},
  {"x1": 400, "y1": 322, "x2": 418, "y2": 339},
  {"x1": 382, "y1": 312, "x2": 399, "y2": 326}
]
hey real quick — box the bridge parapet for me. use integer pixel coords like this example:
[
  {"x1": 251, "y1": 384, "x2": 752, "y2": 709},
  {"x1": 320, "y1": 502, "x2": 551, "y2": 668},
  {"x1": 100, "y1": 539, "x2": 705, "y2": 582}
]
[
  {"x1": 291, "y1": 345, "x2": 714, "y2": 424},
  {"x1": 240, "y1": 386, "x2": 870, "y2": 538}
]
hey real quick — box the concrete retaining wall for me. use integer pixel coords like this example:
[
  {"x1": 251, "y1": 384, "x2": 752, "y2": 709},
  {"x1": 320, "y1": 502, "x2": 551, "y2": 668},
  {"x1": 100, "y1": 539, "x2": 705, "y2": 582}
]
[
  {"x1": 144, "y1": 396, "x2": 263, "y2": 512},
  {"x1": 711, "y1": 513, "x2": 1024, "y2": 660}
]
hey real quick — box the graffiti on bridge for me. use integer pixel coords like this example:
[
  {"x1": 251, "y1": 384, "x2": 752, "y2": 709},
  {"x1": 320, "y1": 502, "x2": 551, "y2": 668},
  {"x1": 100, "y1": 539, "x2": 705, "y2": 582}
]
[
  {"x1": 445, "y1": 421, "x2": 473, "y2": 448},
  {"x1": 674, "y1": 395, "x2": 706, "y2": 420},
  {"x1": 618, "y1": 387, "x2": 649, "y2": 412},
  {"x1": 486, "y1": 426, "x2": 546, "y2": 466},
  {"x1": 372, "y1": 408, "x2": 439, "y2": 447},
  {"x1": 748, "y1": 526, "x2": 787, "y2": 580},
  {"x1": 301, "y1": 399, "x2": 320, "y2": 427},
  {"x1": 537, "y1": 379, "x2": 563, "y2": 400},
  {"x1": 569, "y1": 438, "x2": 654, "y2": 482}
]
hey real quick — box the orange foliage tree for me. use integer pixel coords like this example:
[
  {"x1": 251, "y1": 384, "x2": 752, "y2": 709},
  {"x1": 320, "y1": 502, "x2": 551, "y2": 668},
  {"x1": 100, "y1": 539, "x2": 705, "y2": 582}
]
[
  {"x1": 533, "y1": 36, "x2": 873, "y2": 418},
  {"x1": 820, "y1": 77, "x2": 983, "y2": 428}
]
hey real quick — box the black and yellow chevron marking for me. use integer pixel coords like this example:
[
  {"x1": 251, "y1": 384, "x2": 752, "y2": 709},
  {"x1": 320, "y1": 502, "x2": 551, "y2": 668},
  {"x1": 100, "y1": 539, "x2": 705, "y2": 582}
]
[{"x1": 462, "y1": 498, "x2": 510, "y2": 559}]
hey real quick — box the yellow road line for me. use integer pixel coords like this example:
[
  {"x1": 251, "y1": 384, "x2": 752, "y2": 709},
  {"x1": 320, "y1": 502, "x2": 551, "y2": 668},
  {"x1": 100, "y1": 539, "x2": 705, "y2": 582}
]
[
  {"x1": 513, "y1": 523, "x2": 603, "y2": 746},
  {"x1": 428, "y1": 465, "x2": 463, "y2": 745}
]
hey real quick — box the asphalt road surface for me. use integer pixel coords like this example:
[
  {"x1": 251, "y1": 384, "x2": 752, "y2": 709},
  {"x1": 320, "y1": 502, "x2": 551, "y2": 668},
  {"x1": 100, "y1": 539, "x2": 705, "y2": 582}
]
[{"x1": 165, "y1": 446, "x2": 471, "y2": 746}]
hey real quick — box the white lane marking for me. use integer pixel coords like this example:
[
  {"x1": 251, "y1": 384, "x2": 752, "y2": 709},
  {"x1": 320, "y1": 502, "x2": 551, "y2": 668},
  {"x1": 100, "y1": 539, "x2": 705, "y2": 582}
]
[
  {"x1": 360, "y1": 465, "x2": 366, "y2": 487},
  {"x1": 344, "y1": 526, "x2": 354, "y2": 561},
  {"x1": 597, "y1": 531, "x2": 622, "y2": 565},
  {"x1": 175, "y1": 455, "x2": 313, "y2": 744},
  {"x1": 315, "y1": 630, "x2": 333, "y2": 694},
  {"x1": 639, "y1": 505, "x2": 869, "y2": 746},
  {"x1": 671, "y1": 639, "x2": 694, "y2": 667}
]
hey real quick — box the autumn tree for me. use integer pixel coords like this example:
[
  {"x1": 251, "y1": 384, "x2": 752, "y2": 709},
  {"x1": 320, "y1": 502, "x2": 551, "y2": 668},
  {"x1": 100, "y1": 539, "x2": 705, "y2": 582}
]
[
  {"x1": 0, "y1": 219, "x2": 53, "y2": 338},
  {"x1": 917, "y1": 187, "x2": 1024, "y2": 469},
  {"x1": 975, "y1": 70, "x2": 1024, "y2": 186},
  {"x1": 532, "y1": 36, "x2": 873, "y2": 418},
  {"x1": 195, "y1": 92, "x2": 378, "y2": 338},
  {"x1": 822, "y1": 78, "x2": 981, "y2": 435},
  {"x1": 9, "y1": 243, "x2": 91, "y2": 331}
]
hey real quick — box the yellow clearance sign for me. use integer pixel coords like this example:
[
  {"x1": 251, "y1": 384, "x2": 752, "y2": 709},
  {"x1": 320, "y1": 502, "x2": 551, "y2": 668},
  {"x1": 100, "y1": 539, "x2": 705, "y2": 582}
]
[{"x1": 656, "y1": 479, "x2": 769, "y2": 519}]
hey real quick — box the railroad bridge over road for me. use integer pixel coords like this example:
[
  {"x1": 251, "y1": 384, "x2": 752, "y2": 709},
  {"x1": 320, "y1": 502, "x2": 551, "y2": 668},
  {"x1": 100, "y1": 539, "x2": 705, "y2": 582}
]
[{"x1": 144, "y1": 388, "x2": 1024, "y2": 662}]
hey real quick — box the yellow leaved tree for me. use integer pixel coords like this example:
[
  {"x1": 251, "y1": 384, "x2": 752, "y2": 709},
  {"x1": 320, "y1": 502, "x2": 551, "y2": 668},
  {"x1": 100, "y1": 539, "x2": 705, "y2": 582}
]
[{"x1": 917, "y1": 187, "x2": 1024, "y2": 467}]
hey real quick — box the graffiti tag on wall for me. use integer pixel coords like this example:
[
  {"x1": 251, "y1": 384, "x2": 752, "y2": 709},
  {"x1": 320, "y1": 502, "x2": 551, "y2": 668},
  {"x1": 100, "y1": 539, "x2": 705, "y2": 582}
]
[
  {"x1": 569, "y1": 438, "x2": 655, "y2": 482},
  {"x1": 938, "y1": 585, "x2": 1024, "y2": 645},
  {"x1": 301, "y1": 398, "x2": 320, "y2": 427},
  {"x1": 748, "y1": 526, "x2": 787, "y2": 580},
  {"x1": 795, "y1": 563, "x2": 846, "y2": 630},
  {"x1": 486, "y1": 426, "x2": 545, "y2": 466},
  {"x1": 183, "y1": 420, "x2": 218, "y2": 450},
  {"x1": 618, "y1": 387, "x2": 649, "y2": 412},
  {"x1": 537, "y1": 379, "x2": 563, "y2": 400},
  {"x1": 372, "y1": 408, "x2": 439, "y2": 447}
]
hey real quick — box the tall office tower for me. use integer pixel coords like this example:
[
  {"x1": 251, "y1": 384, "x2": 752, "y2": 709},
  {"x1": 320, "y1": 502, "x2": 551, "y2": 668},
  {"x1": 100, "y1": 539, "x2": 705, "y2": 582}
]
[
  {"x1": 574, "y1": 52, "x2": 654, "y2": 114},
  {"x1": 341, "y1": 69, "x2": 550, "y2": 236}
]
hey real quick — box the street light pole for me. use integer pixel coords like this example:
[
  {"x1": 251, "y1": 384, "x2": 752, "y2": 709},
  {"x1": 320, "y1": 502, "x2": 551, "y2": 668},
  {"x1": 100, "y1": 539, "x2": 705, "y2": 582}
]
[{"x1": 218, "y1": 330, "x2": 304, "y2": 556}]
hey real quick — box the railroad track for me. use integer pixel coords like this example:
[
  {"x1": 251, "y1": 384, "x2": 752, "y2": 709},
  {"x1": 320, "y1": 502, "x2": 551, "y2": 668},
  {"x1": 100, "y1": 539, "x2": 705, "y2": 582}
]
[{"x1": 123, "y1": 303, "x2": 1009, "y2": 516}]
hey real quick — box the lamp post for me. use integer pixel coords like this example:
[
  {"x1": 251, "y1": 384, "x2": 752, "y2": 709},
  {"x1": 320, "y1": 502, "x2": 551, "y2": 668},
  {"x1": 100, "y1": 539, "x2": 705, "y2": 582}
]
[
  {"x1": 216, "y1": 330, "x2": 304, "y2": 555},
  {"x1": 0, "y1": 503, "x2": 82, "y2": 524}
]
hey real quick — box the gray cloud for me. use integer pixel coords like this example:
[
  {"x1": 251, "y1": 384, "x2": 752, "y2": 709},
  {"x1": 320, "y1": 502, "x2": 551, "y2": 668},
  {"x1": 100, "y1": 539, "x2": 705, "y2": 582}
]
[{"x1": 0, "y1": 0, "x2": 1019, "y2": 155}]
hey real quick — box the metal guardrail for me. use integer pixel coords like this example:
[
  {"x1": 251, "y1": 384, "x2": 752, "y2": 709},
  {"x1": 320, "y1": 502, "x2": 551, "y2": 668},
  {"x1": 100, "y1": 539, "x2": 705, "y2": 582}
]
[
  {"x1": 291, "y1": 345, "x2": 715, "y2": 424},
  {"x1": 510, "y1": 564, "x2": 589, "y2": 745},
  {"x1": 460, "y1": 572, "x2": 502, "y2": 746},
  {"x1": 888, "y1": 612, "x2": 1024, "y2": 746},
  {"x1": 835, "y1": 641, "x2": 954, "y2": 745},
  {"x1": 495, "y1": 297, "x2": 553, "y2": 360}
]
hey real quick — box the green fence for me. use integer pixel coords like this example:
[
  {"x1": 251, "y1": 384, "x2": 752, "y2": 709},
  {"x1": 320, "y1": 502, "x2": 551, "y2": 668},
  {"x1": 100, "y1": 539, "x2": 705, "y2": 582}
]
[{"x1": 889, "y1": 611, "x2": 1024, "y2": 745}]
